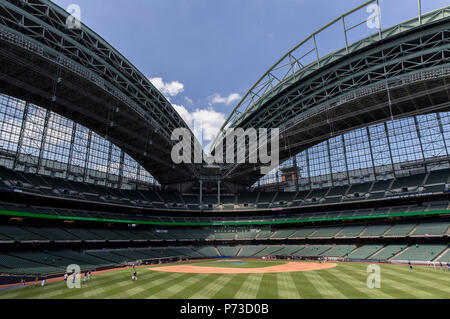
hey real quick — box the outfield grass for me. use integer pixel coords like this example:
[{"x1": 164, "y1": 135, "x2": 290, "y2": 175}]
[{"x1": 0, "y1": 260, "x2": 449, "y2": 299}]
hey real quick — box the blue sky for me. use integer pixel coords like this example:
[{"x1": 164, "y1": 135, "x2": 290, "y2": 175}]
[{"x1": 53, "y1": 0, "x2": 449, "y2": 149}]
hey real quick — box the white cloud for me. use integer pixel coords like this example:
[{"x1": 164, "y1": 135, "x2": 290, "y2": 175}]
[
  {"x1": 173, "y1": 104, "x2": 193, "y2": 127},
  {"x1": 173, "y1": 104, "x2": 226, "y2": 148},
  {"x1": 184, "y1": 96, "x2": 194, "y2": 105},
  {"x1": 149, "y1": 77, "x2": 184, "y2": 97},
  {"x1": 211, "y1": 93, "x2": 241, "y2": 105}
]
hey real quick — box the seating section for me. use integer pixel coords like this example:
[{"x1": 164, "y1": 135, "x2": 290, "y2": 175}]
[
  {"x1": 437, "y1": 249, "x2": 450, "y2": 262},
  {"x1": 0, "y1": 164, "x2": 449, "y2": 211},
  {"x1": 370, "y1": 245, "x2": 407, "y2": 260},
  {"x1": 411, "y1": 222, "x2": 450, "y2": 236},
  {"x1": 392, "y1": 244, "x2": 448, "y2": 261},
  {"x1": 217, "y1": 246, "x2": 241, "y2": 256},
  {"x1": 1, "y1": 243, "x2": 448, "y2": 275},
  {"x1": 383, "y1": 224, "x2": 416, "y2": 236},
  {"x1": 0, "y1": 219, "x2": 448, "y2": 243},
  {"x1": 348, "y1": 245, "x2": 384, "y2": 259},
  {"x1": 361, "y1": 224, "x2": 391, "y2": 237},
  {"x1": 290, "y1": 228, "x2": 317, "y2": 239},
  {"x1": 336, "y1": 225, "x2": 365, "y2": 238},
  {"x1": 271, "y1": 229, "x2": 297, "y2": 239},
  {"x1": 323, "y1": 245, "x2": 356, "y2": 257},
  {"x1": 310, "y1": 226, "x2": 342, "y2": 238},
  {"x1": 239, "y1": 245, "x2": 267, "y2": 257}
]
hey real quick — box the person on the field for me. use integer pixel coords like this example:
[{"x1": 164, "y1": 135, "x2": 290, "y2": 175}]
[
  {"x1": 132, "y1": 270, "x2": 137, "y2": 281},
  {"x1": 34, "y1": 275, "x2": 39, "y2": 287},
  {"x1": 88, "y1": 270, "x2": 91, "y2": 280},
  {"x1": 439, "y1": 261, "x2": 443, "y2": 271},
  {"x1": 408, "y1": 260, "x2": 413, "y2": 272},
  {"x1": 83, "y1": 271, "x2": 87, "y2": 282},
  {"x1": 41, "y1": 275, "x2": 46, "y2": 287},
  {"x1": 64, "y1": 273, "x2": 68, "y2": 283},
  {"x1": 21, "y1": 275, "x2": 26, "y2": 286}
]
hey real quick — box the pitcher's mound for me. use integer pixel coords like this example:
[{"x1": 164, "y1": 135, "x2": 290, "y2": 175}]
[{"x1": 149, "y1": 262, "x2": 337, "y2": 274}]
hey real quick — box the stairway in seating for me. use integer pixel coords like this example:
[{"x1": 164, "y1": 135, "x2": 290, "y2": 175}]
[
  {"x1": 214, "y1": 247, "x2": 221, "y2": 257},
  {"x1": 366, "y1": 245, "x2": 385, "y2": 259},
  {"x1": 236, "y1": 247, "x2": 243, "y2": 257},
  {"x1": 388, "y1": 245, "x2": 410, "y2": 261},
  {"x1": 408, "y1": 223, "x2": 420, "y2": 236},
  {"x1": 381, "y1": 225, "x2": 393, "y2": 236},
  {"x1": 358, "y1": 226, "x2": 369, "y2": 237},
  {"x1": 434, "y1": 247, "x2": 449, "y2": 262}
]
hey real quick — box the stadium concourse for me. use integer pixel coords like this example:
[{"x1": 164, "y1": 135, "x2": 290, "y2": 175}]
[{"x1": 0, "y1": 0, "x2": 449, "y2": 300}]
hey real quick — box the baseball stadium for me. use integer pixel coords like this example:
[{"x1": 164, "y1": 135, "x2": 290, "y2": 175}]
[{"x1": 0, "y1": 0, "x2": 449, "y2": 301}]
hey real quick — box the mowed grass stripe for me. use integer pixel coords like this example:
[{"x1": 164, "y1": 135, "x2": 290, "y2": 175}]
[
  {"x1": 276, "y1": 273, "x2": 301, "y2": 299},
  {"x1": 337, "y1": 263, "x2": 431, "y2": 299},
  {"x1": 256, "y1": 274, "x2": 278, "y2": 299},
  {"x1": 314, "y1": 267, "x2": 369, "y2": 299},
  {"x1": 169, "y1": 274, "x2": 218, "y2": 299},
  {"x1": 303, "y1": 270, "x2": 348, "y2": 299},
  {"x1": 289, "y1": 271, "x2": 323, "y2": 298},
  {"x1": 130, "y1": 272, "x2": 188, "y2": 299},
  {"x1": 64, "y1": 270, "x2": 154, "y2": 299},
  {"x1": 380, "y1": 267, "x2": 450, "y2": 297},
  {"x1": 211, "y1": 274, "x2": 249, "y2": 299},
  {"x1": 376, "y1": 270, "x2": 437, "y2": 298},
  {"x1": 108, "y1": 271, "x2": 177, "y2": 299},
  {"x1": 388, "y1": 265, "x2": 450, "y2": 284},
  {"x1": 189, "y1": 274, "x2": 236, "y2": 299},
  {"x1": 327, "y1": 264, "x2": 395, "y2": 299},
  {"x1": 151, "y1": 274, "x2": 208, "y2": 299},
  {"x1": 54, "y1": 269, "x2": 156, "y2": 299},
  {"x1": 234, "y1": 274, "x2": 264, "y2": 299}
]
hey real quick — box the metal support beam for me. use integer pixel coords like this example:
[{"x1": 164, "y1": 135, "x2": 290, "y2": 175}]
[
  {"x1": 326, "y1": 140, "x2": 335, "y2": 187},
  {"x1": 199, "y1": 180, "x2": 203, "y2": 209},
  {"x1": 413, "y1": 115, "x2": 427, "y2": 170},
  {"x1": 118, "y1": 150, "x2": 125, "y2": 189},
  {"x1": 217, "y1": 180, "x2": 221, "y2": 205},
  {"x1": 13, "y1": 101, "x2": 29, "y2": 170},
  {"x1": 65, "y1": 121, "x2": 78, "y2": 180},
  {"x1": 436, "y1": 112, "x2": 450, "y2": 163},
  {"x1": 83, "y1": 130, "x2": 93, "y2": 182},
  {"x1": 365, "y1": 126, "x2": 377, "y2": 180},
  {"x1": 383, "y1": 122, "x2": 396, "y2": 178},
  {"x1": 293, "y1": 156, "x2": 299, "y2": 192},
  {"x1": 341, "y1": 135, "x2": 351, "y2": 185},
  {"x1": 36, "y1": 109, "x2": 51, "y2": 173}
]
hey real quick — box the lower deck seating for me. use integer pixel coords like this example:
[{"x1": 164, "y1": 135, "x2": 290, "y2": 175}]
[
  {"x1": 239, "y1": 245, "x2": 267, "y2": 257},
  {"x1": 348, "y1": 245, "x2": 384, "y2": 259},
  {"x1": 193, "y1": 246, "x2": 219, "y2": 257},
  {"x1": 323, "y1": 245, "x2": 357, "y2": 257},
  {"x1": 437, "y1": 249, "x2": 450, "y2": 262},
  {"x1": 217, "y1": 246, "x2": 241, "y2": 256},
  {"x1": 370, "y1": 244, "x2": 407, "y2": 260},
  {"x1": 392, "y1": 244, "x2": 448, "y2": 261},
  {"x1": 294, "y1": 246, "x2": 332, "y2": 256}
]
